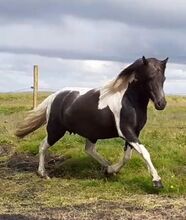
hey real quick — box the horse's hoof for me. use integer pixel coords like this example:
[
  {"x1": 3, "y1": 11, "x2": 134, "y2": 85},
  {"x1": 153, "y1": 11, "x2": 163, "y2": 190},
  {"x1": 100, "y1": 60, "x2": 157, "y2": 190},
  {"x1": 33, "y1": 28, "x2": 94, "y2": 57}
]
[
  {"x1": 153, "y1": 180, "x2": 164, "y2": 189},
  {"x1": 45, "y1": 175, "x2": 51, "y2": 180},
  {"x1": 107, "y1": 166, "x2": 116, "y2": 174},
  {"x1": 102, "y1": 166, "x2": 116, "y2": 176},
  {"x1": 37, "y1": 171, "x2": 51, "y2": 179}
]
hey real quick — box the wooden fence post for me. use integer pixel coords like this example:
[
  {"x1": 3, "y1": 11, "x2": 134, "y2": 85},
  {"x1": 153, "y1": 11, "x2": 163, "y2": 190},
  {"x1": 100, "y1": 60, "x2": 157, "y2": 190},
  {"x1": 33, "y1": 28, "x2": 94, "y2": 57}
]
[{"x1": 33, "y1": 65, "x2": 39, "y2": 109}]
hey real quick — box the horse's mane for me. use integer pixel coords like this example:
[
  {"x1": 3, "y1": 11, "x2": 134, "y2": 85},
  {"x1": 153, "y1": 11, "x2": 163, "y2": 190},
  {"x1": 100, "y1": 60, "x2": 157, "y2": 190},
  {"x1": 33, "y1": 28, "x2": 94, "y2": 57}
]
[{"x1": 100, "y1": 59, "x2": 142, "y2": 99}]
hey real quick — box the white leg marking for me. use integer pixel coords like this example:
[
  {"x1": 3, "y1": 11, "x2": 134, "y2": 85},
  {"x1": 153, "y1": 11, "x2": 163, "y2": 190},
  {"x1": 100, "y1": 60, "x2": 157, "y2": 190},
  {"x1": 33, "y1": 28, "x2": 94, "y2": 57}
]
[
  {"x1": 125, "y1": 146, "x2": 133, "y2": 161},
  {"x1": 107, "y1": 146, "x2": 133, "y2": 174},
  {"x1": 85, "y1": 139, "x2": 110, "y2": 167},
  {"x1": 38, "y1": 137, "x2": 50, "y2": 178},
  {"x1": 130, "y1": 142, "x2": 161, "y2": 181}
]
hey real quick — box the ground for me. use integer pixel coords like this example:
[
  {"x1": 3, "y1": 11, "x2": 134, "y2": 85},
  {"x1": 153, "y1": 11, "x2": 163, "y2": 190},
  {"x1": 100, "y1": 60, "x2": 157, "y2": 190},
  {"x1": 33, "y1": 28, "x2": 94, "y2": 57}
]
[{"x1": 0, "y1": 93, "x2": 185, "y2": 219}]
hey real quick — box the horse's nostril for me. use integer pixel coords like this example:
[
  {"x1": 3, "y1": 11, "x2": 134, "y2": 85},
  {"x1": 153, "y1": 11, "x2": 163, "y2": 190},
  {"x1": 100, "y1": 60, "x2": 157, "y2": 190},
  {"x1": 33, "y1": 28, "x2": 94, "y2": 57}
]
[
  {"x1": 158, "y1": 99, "x2": 166, "y2": 107},
  {"x1": 154, "y1": 98, "x2": 167, "y2": 110},
  {"x1": 156, "y1": 99, "x2": 166, "y2": 110},
  {"x1": 156, "y1": 101, "x2": 161, "y2": 107}
]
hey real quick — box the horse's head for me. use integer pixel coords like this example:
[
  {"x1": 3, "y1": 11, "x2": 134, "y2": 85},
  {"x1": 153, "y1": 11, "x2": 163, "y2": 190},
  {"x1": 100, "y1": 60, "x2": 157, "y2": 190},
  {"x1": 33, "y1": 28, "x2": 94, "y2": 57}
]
[
  {"x1": 134, "y1": 56, "x2": 168, "y2": 110},
  {"x1": 112, "y1": 56, "x2": 168, "y2": 110}
]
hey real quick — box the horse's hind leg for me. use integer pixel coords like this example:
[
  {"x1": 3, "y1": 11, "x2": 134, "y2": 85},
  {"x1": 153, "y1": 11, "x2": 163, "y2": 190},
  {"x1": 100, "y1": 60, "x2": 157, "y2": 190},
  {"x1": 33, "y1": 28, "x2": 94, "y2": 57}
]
[
  {"x1": 85, "y1": 139, "x2": 110, "y2": 168},
  {"x1": 37, "y1": 122, "x2": 66, "y2": 178},
  {"x1": 38, "y1": 137, "x2": 50, "y2": 178}
]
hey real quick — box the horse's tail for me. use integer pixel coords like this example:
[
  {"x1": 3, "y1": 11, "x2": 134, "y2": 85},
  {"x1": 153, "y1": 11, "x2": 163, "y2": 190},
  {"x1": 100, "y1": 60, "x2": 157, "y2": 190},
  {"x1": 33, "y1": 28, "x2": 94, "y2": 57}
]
[{"x1": 15, "y1": 93, "x2": 55, "y2": 138}]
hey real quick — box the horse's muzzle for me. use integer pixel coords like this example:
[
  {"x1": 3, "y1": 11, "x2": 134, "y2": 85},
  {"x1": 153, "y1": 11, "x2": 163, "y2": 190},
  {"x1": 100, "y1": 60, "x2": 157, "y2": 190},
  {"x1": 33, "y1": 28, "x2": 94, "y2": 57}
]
[{"x1": 154, "y1": 98, "x2": 167, "y2": 110}]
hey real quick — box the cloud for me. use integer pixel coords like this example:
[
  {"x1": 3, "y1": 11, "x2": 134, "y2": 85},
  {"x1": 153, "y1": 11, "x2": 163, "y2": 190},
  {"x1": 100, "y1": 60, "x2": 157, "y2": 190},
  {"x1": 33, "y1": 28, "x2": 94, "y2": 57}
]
[
  {"x1": 0, "y1": 1, "x2": 186, "y2": 63},
  {"x1": 0, "y1": 52, "x2": 122, "y2": 92},
  {"x1": 1, "y1": 0, "x2": 186, "y2": 29},
  {"x1": 1, "y1": 15, "x2": 186, "y2": 63},
  {"x1": 0, "y1": 52, "x2": 185, "y2": 95},
  {"x1": 0, "y1": 1, "x2": 185, "y2": 94}
]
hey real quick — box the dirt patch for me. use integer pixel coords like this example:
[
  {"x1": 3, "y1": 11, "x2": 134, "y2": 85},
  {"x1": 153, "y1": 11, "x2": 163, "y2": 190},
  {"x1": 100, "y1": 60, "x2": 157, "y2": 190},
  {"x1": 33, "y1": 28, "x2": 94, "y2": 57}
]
[
  {"x1": 0, "y1": 214, "x2": 32, "y2": 220},
  {"x1": 0, "y1": 152, "x2": 71, "y2": 180},
  {"x1": 0, "y1": 200, "x2": 185, "y2": 220},
  {"x1": 6, "y1": 152, "x2": 69, "y2": 173},
  {"x1": 0, "y1": 144, "x2": 14, "y2": 156}
]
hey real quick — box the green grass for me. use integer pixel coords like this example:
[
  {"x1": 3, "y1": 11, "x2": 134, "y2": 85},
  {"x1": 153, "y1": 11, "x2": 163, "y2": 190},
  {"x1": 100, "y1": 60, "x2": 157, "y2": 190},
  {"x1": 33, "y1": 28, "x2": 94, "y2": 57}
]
[{"x1": 0, "y1": 92, "x2": 185, "y2": 216}]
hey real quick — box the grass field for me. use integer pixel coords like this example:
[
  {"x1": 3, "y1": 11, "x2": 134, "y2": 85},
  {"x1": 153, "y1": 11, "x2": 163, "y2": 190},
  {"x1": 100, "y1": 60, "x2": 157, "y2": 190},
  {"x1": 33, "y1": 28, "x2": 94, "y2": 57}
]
[{"x1": 0, "y1": 93, "x2": 185, "y2": 219}]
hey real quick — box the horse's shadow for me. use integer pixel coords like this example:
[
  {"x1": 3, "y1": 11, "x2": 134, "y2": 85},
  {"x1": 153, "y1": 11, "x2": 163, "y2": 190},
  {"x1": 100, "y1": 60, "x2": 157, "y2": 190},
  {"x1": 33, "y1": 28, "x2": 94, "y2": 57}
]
[
  {"x1": 6, "y1": 152, "x2": 160, "y2": 194},
  {"x1": 6, "y1": 152, "x2": 109, "y2": 180}
]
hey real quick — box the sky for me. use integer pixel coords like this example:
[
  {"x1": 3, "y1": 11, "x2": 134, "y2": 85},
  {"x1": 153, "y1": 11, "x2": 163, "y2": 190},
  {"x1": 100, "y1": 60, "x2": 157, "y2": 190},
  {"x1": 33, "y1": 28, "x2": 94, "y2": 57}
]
[{"x1": 0, "y1": 0, "x2": 186, "y2": 94}]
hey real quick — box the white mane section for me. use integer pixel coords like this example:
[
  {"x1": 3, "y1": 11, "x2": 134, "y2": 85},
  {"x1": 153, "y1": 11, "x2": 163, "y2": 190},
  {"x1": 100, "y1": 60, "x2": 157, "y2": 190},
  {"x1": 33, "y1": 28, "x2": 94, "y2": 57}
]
[
  {"x1": 98, "y1": 81, "x2": 127, "y2": 137},
  {"x1": 98, "y1": 75, "x2": 135, "y2": 137}
]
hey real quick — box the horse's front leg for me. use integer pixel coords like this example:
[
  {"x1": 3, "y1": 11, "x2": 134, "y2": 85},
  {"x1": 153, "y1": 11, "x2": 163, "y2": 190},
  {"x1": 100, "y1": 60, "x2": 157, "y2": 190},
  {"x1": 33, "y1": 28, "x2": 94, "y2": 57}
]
[
  {"x1": 106, "y1": 143, "x2": 133, "y2": 174},
  {"x1": 129, "y1": 142, "x2": 163, "y2": 188}
]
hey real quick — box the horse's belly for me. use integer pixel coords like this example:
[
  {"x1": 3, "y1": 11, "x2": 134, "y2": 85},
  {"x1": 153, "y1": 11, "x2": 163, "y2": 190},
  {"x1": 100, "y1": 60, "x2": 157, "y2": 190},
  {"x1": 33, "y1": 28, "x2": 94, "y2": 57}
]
[{"x1": 64, "y1": 107, "x2": 118, "y2": 140}]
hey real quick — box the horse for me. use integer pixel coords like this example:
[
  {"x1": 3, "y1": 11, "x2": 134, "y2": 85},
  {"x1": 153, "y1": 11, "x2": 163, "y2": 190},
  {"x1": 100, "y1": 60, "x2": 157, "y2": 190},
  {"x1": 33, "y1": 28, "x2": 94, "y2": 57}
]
[{"x1": 15, "y1": 56, "x2": 168, "y2": 188}]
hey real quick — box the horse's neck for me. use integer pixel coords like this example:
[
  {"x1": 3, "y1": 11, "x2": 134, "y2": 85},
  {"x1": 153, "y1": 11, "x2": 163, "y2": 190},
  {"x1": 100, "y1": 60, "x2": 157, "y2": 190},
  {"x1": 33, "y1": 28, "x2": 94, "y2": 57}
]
[{"x1": 126, "y1": 82, "x2": 149, "y2": 109}]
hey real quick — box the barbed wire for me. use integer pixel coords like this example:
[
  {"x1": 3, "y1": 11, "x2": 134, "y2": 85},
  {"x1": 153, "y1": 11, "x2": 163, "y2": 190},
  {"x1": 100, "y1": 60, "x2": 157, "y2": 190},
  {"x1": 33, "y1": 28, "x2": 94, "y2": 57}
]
[{"x1": 2, "y1": 87, "x2": 56, "y2": 93}]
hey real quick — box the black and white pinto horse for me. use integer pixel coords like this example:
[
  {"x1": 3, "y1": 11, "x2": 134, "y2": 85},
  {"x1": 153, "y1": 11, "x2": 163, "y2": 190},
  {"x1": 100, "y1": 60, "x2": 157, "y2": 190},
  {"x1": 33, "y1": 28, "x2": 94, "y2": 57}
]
[{"x1": 16, "y1": 56, "x2": 168, "y2": 188}]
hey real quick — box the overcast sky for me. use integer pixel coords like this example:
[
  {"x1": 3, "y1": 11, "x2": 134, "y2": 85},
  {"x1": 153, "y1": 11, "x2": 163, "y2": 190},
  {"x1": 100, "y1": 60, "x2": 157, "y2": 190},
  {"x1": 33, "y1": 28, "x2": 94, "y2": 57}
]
[{"x1": 0, "y1": 0, "x2": 186, "y2": 94}]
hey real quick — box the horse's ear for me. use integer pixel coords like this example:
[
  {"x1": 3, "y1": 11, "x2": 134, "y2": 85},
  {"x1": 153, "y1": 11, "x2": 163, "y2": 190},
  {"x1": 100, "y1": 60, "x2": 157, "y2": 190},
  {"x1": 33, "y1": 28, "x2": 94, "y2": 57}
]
[
  {"x1": 142, "y1": 56, "x2": 148, "y2": 65},
  {"x1": 162, "y1": 57, "x2": 169, "y2": 64}
]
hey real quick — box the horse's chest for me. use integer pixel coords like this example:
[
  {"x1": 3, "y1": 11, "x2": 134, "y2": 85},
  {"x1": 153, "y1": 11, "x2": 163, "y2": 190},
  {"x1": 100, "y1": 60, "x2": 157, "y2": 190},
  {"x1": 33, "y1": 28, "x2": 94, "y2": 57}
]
[{"x1": 98, "y1": 91, "x2": 124, "y2": 137}]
